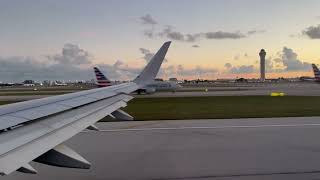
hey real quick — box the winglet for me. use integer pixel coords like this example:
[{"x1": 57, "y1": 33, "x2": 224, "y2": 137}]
[
  {"x1": 312, "y1": 64, "x2": 319, "y2": 75},
  {"x1": 134, "y1": 41, "x2": 171, "y2": 86},
  {"x1": 93, "y1": 67, "x2": 112, "y2": 87}
]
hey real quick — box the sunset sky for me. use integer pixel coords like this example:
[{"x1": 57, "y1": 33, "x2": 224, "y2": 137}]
[{"x1": 1, "y1": 0, "x2": 320, "y2": 81}]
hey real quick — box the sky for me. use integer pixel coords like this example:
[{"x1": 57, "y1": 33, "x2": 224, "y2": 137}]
[{"x1": 1, "y1": 0, "x2": 320, "y2": 82}]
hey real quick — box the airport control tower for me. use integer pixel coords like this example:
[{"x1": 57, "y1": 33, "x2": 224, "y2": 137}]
[{"x1": 259, "y1": 49, "x2": 266, "y2": 81}]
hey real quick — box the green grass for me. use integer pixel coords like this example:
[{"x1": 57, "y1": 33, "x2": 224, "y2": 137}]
[
  {"x1": 176, "y1": 88, "x2": 250, "y2": 92},
  {"x1": 0, "y1": 101, "x2": 19, "y2": 105},
  {"x1": 117, "y1": 96, "x2": 320, "y2": 120},
  {"x1": 0, "y1": 91, "x2": 76, "y2": 96},
  {"x1": 0, "y1": 92, "x2": 72, "y2": 96},
  {"x1": 1, "y1": 96, "x2": 320, "y2": 121}
]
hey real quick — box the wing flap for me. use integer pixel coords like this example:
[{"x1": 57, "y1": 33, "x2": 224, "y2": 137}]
[
  {"x1": 11, "y1": 103, "x2": 70, "y2": 120},
  {"x1": 16, "y1": 164, "x2": 37, "y2": 174},
  {"x1": 0, "y1": 116, "x2": 26, "y2": 130},
  {"x1": 57, "y1": 96, "x2": 97, "y2": 107},
  {"x1": 0, "y1": 83, "x2": 136, "y2": 131},
  {"x1": 86, "y1": 125, "x2": 99, "y2": 131},
  {"x1": 111, "y1": 109, "x2": 134, "y2": 121},
  {"x1": 34, "y1": 144, "x2": 91, "y2": 169},
  {"x1": 85, "y1": 91, "x2": 117, "y2": 99}
]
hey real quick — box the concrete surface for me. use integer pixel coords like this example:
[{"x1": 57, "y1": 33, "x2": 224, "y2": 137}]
[{"x1": 4, "y1": 117, "x2": 320, "y2": 180}]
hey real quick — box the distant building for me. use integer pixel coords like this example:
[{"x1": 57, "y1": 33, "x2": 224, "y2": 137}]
[
  {"x1": 42, "y1": 80, "x2": 51, "y2": 86},
  {"x1": 169, "y1": 78, "x2": 178, "y2": 82},
  {"x1": 23, "y1": 80, "x2": 35, "y2": 86},
  {"x1": 154, "y1": 78, "x2": 163, "y2": 81},
  {"x1": 235, "y1": 78, "x2": 248, "y2": 83},
  {"x1": 259, "y1": 49, "x2": 266, "y2": 81}
]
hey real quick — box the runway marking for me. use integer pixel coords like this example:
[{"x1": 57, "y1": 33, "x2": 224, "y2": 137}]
[
  {"x1": 83, "y1": 123, "x2": 320, "y2": 133},
  {"x1": 151, "y1": 170, "x2": 320, "y2": 180}
]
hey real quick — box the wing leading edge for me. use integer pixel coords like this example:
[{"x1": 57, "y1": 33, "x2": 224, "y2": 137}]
[{"x1": 0, "y1": 41, "x2": 171, "y2": 175}]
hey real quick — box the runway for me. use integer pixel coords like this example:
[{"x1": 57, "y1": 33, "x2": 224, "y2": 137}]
[
  {"x1": 1, "y1": 82, "x2": 320, "y2": 101},
  {"x1": 138, "y1": 82, "x2": 320, "y2": 97},
  {"x1": 5, "y1": 117, "x2": 320, "y2": 180},
  {"x1": 0, "y1": 82, "x2": 320, "y2": 101}
]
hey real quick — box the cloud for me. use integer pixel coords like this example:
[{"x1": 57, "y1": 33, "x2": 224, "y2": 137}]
[
  {"x1": 280, "y1": 47, "x2": 310, "y2": 71},
  {"x1": 0, "y1": 56, "x2": 92, "y2": 82},
  {"x1": 247, "y1": 30, "x2": 266, "y2": 35},
  {"x1": 96, "y1": 60, "x2": 141, "y2": 80},
  {"x1": 261, "y1": 47, "x2": 311, "y2": 73},
  {"x1": 0, "y1": 43, "x2": 219, "y2": 82},
  {"x1": 139, "y1": 48, "x2": 154, "y2": 62},
  {"x1": 224, "y1": 62, "x2": 255, "y2": 74},
  {"x1": 140, "y1": 14, "x2": 157, "y2": 25},
  {"x1": 186, "y1": 34, "x2": 202, "y2": 42},
  {"x1": 265, "y1": 58, "x2": 274, "y2": 72},
  {"x1": 159, "y1": 27, "x2": 247, "y2": 42},
  {"x1": 223, "y1": 47, "x2": 311, "y2": 75},
  {"x1": 139, "y1": 14, "x2": 263, "y2": 42},
  {"x1": 204, "y1": 31, "x2": 246, "y2": 39},
  {"x1": 140, "y1": 14, "x2": 158, "y2": 38},
  {"x1": 302, "y1": 24, "x2": 320, "y2": 39},
  {"x1": 143, "y1": 29, "x2": 155, "y2": 38},
  {"x1": 99, "y1": 46, "x2": 170, "y2": 80},
  {"x1": 139, "y1": 47, "x2": 168, "y2": 63},
  {"x1": 161, "y1": 64, "x2": 218, "y2": 78},
  {"x1": 224, "y1": 63, "x2": 232, "y2": 69},
  {"x1": 159, "y1": 26, "x2": 201, "y2": 42},
  {"x1": 230, "y1": 65, "x2": 255, "y2": 74},
  {"x1": 0, "y1": 44, "x2": 96, "y2": 82},
  {"x1": 233, "y1": 54, "x2": 240, "y2": 60},
  {"x1": 47, "y1": 44, "x2": 92, "y2": 65},
  {"x1": 192, "y1": 66, "x2": 219, "y2": 77},
  {"x1": 273, "y1": 58, "x2": 282, "y2": 63},
  {"x1": 231, "y1": 53, "x2": 250, "y2": 61},
  {"x1": 192, "y1": 45, "x2": 200, "y2": 48},
  {"x1": 0, "y1": 44, "x2": 144, "y2": 82},
  {"x1": 159, "y1": 26, "x2": 186, "y2": 41}
]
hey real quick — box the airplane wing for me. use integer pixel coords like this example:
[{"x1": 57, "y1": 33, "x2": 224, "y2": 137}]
[{"x1": 0, "y1": 41, "x2": 171, "y2": 175}]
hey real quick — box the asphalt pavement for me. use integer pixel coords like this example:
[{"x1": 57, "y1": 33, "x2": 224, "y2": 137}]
[{"x1": 4, "y1": 117, "x2": 320, "y2": 180}]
